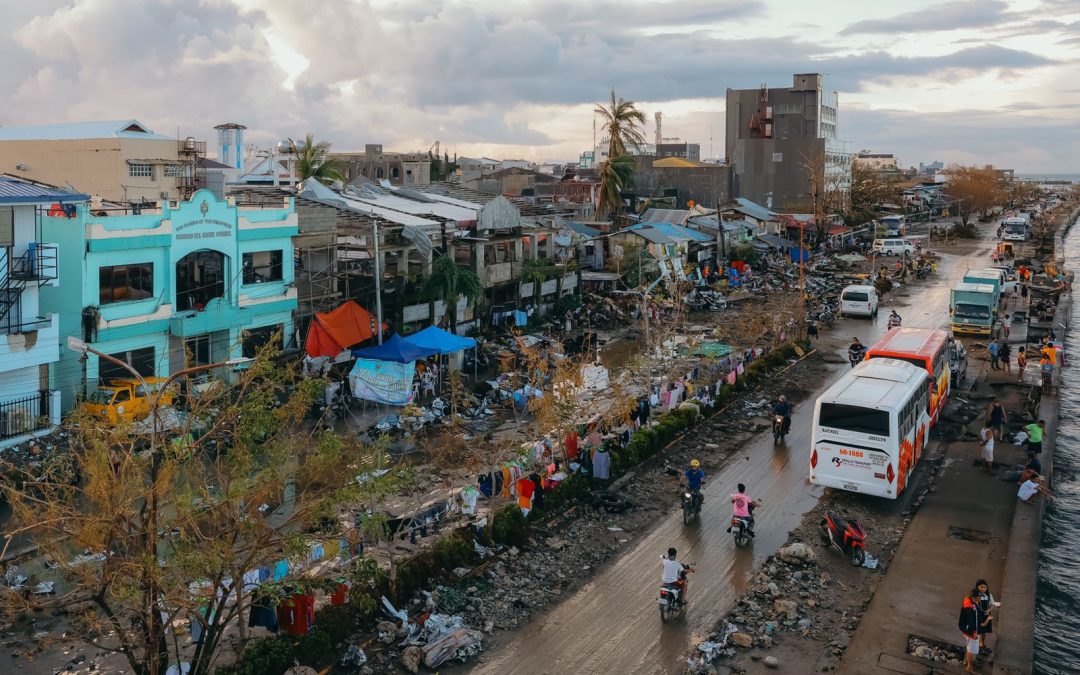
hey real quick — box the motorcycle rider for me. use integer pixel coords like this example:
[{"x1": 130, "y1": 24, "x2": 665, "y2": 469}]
[
  {"x1": 727, "y1": 483, "x2": 761, "y2": 536},
  {"x1": 772, "y1": 395, "x2": 793, "y2": 435},
  {"x1": 684, "y1": 459, "x2": 705, "y2": 509},
  {"x1": 849, "y1": 337, "x2": 867, "y2": 366},
  {"x1": 661, "y1": 547, "x2": 691, "y2": 603},
  {"x1": 888, "y1": 310, "x2": 902, "y2": 328}
]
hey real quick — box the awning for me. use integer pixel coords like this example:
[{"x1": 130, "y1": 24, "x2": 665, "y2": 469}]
[
  {"x1": 352, "y1": 333, "x2": 440, "y2": 363},
  {"x1": 402, "y1": 326, "x2": 477, "y2": 355},
  {"x1": 305, "y1": 300, "x2": 385, "y2": 358}
]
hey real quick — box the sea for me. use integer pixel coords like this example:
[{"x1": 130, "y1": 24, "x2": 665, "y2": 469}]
[{"x1": 1033, "y1": 211, "x2": 1080, "y2": 674}]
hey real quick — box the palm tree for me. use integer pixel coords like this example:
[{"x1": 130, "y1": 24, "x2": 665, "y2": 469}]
[
  {"x1": 594, "y1": 90, "x2": 647, "y2": 158},
  {"x1": 424, "y1": 254, "x2": 482, "y2": 334},
  {"x1": 596, "y1": 155, "x2": 635, "y2": 218},
  {"x1": 289, "y1": 133, "x2": 344, "y2": 185}
]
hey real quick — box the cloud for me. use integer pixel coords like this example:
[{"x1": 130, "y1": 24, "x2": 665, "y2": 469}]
[{"x1": 841, "y1": 1, "x2": 1013, "y2": 35}]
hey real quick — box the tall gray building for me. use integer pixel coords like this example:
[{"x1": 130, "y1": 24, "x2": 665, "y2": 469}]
[{"x1": 725, "y1": 73, "x2": 850, "y2": 212}]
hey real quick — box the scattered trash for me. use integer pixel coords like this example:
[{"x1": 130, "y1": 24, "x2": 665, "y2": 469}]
[
  {"x1": 340, "y1": 644, "x2": 367, "y2": 667},
  {"x1": 861, "y1": 553, "x2": 880, "y2": 569}
]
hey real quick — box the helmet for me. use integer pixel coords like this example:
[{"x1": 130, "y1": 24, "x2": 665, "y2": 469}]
[
  {"x1": 779, "y1": 395, "x2": 787, "y2": 402},
  {"x1": 690, "y1": 459, "x2": 700, "y2": 468}
]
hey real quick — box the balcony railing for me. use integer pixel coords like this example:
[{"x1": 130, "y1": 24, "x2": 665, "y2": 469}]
[{"x1": 0, "y1": 390, "x2": 52, "y2": 441}]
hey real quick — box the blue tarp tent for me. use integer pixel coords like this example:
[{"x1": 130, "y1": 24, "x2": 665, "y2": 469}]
[
  {"x1": 402, "y1": 326, "x2": 477, "y2": 355},
  {"x1": 352, "y1": 333, "x2": 440, "y2": 363}
]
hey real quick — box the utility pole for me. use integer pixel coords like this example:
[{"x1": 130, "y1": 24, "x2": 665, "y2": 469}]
[
  {"x1": 373, "y1": 218, "x2": 384, "y2": 344},
  {"x1": 715, "y1": 195, "x2": 728, "y2": 263}
]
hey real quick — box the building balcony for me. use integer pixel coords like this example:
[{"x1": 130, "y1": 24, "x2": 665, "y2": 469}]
[
  {"x1": 0, "y1": 313, "x2": 59, "y2": 373},
  {"x1": 170, "y1": 297, "x2": 252, "y2": 338}
]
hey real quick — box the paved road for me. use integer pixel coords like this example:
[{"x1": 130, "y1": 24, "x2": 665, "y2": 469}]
[{"x1": 473, "y1": 249, "x2": 984, "y2": 675}]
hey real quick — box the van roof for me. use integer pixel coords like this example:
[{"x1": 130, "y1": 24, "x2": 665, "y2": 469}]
[
  {"x1": 874, "y1": 238, "x2": 908, "y2": 243},
  {"x1": 842, "y1": 284, "x2": 875, "y2": 292}
]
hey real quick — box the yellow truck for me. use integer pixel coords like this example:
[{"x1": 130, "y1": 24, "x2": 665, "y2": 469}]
[{"x1": 80, "y1": 377, "x2": 176, "y2": 424}]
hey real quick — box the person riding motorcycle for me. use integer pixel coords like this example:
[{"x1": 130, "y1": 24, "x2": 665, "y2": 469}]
[
  {"x1": 661, "y1": 547, "x2": 692, "y2": 602},
  {"x1": 726, "y1": 483, "x2": 761, "y2": 536},
  {"x1": 848, "y1": 337, "x2": 867, "y2": 366},
  {"x1": 772, "y1": 395, "x2": 792, "y2": 435},
  {"x1": 888, "y1": 310, "x2": 902, "y2": 328},
  {"x1": 684, "y1": 459, "x2": 705, "y2": 511}
]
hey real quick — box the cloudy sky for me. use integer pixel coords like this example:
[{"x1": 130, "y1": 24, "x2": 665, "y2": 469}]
[{"x1": 2, "y1": 0, "x2": 1078, "y2": 171}]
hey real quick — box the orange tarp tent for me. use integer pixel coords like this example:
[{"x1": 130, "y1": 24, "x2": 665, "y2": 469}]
[{"x1": 305, "y1": 301, "x2": 385, "y2": 358}]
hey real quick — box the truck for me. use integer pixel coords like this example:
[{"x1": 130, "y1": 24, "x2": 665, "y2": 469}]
[
  {"x1": 951, "y1": 283, "x2": 998, "y2": 336},
  {"x1": 80, "y1": 377, "x2": 176, "y2": 425},
  {"x1": 962, "y1": 270, "x2": 1003, "y2": 309}
]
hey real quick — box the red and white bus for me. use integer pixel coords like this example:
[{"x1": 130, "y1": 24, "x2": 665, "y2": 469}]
[{"x1": 864, "y1": 327, "x2": 950, "y2": 425}]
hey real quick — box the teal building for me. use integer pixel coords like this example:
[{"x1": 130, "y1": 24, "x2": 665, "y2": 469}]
[{"x1": 42, "y1": 189, "x2": 297, "y2": 411}]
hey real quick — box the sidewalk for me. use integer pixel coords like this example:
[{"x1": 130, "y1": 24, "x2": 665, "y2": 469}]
[{"x1": 838, "y1": 363, "x2": 1035, "y2": 675}]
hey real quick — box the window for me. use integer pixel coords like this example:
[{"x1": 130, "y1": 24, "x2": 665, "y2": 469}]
[
  {"x1": 185, "y1": 334, "x2": 211, "y2": 367},
  {"x1": 164, "y1": 164, "x2": 183, "y2": 178},
  {"x1": 99, "y1": 263, "x2": 154, "y2": 304},
  {"x1": 818, "y1": 403, "x2": 890, "y2": 436},
  {"x1": 242, "y1": 250, "x2": 283, "y2": 284},
  {"x1": 99, "y1": 346, "x2": 156, "y2": 384},
  {"x1": 243, "y1": 324, "x2": 281, "y2": 358},
  {"x1": 129, "y1": 163, "x2": 153, "y2": 178},
  {"x1": 0, "y1": 207, "x2": 12, "y2": 247}
]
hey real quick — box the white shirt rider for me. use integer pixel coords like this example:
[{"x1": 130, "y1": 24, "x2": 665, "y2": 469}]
[{"x1": 662, "y1": 557, "x2": 684, "y2": 584}]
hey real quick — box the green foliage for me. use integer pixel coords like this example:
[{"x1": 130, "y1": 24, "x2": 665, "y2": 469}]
[
  {"x1": 313, "y1": 604, "x2": 355, "y2": 646},
  {"x1": 222, "y1": 636, "x2": 294, "y2": 675},
  {"x1": 538, "y1": 471, "x2": 590, "y2": 515},
  {"x1": 730, "y1": 244, "x2": 760, "y2": 266},
  {"x1": 296, "y1": 630, "x2": 334, "y2": 667},
  {"x1": 424, "y1": 255, "x2": 483, "y2": 332},
  {"x1": 492, "y1": 504, "x2": 528, "y2": 547},
  {"x1": 620, "y1": 241, "x2": 657, "y2": 288},
  {"x1": 289, "y1": 134, "x2": 344, "y2": 185},
  {"x1": 552, "y1": 293, "x2": 583, "y2": 318}
]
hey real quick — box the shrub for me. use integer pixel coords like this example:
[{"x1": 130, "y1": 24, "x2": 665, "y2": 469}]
[
  {"x1": 492, "y1": 503, "x2": 528, "y2": 546},
  {"x1": 314, "y1": 604, "x2": 355, "y2": 646},
  {"x1": 296, "y1": 630, "x2": 334, "y2": 668},
  {"x1": 873, "y1": 276, "x2": 893, "y2": 297},
  {"x1": 225, "y1": 635, "x2": 294, "y2": 675}
]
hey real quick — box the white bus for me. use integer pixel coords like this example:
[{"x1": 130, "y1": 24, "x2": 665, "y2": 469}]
[
  {"x1": 1002, "y1": 217, "x2": 1028, "y2": 242},
  {"x1": 809, "y1": 358, "x2": 931, "y2": 499}
]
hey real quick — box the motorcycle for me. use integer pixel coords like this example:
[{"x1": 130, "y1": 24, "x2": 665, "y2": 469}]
[
  {"x1": 658, "y1": 563, "x2": 694, "y2": 622},
  {"x1": 681, "y1": 489, "x2": 703, "y2": 524},
  {"x1": 887, "y1": 315, "x2": 902, "y2": 329},
  {"x1": 820, "y1": 510, "x2": 867, "y2": 566},
  {"x1": 849, "y1": 347, "x2": 866, "y2": 368},
  {"x1": 730, "y1": 514, "x2": 754, "y2": 547},
  {"x1": 772, "y1": 414, "x2": 790, "y2": 444}
]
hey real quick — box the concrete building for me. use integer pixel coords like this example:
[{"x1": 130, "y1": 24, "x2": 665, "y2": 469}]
[
  {"x1": 41, "y1": 189, "x2": 297, "y2": 411},
  {"x1": 631, "y1": 156, "x2": 730, "y2": 210},
  {"x1": 656, "y1": 141, "x2": 701, "y2": 162},
  {"x1": 333, "y1": 145, "x2": 431, "y2": 187},
  {"x1": 725, "y1": 73, "x2": 851, "y2": 211},
  {"x1": 0, "y1": 177, "x2": 88, "y2": 447},
  {"x1": 854, "y1": 153, "x2": 899, "y2": 171},
  {"x1": 0, "y1": 120, "x2": 200, "y2": 204}
]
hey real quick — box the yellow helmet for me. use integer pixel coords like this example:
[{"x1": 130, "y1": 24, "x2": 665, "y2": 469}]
[{"x1": 690, "y1": 459, "x2": 700, "y2": 468}]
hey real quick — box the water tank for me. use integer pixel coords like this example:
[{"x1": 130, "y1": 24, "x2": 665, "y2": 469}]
[
  {"x1": 276, "y1": 140, "x2": 296, "y2": 154},
  {"x1": 184, "y1": 136, "x2": 197, "y2": 151}
]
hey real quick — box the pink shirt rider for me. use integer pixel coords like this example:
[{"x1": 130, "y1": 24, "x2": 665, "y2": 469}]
[{"x1": 731, "y1": 492, "x2": 751, "y2": 517}]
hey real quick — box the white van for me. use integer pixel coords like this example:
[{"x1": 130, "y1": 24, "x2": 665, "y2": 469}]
[
  {"x1": 872, "y1": 239, "x2": 916, "y2": 256},
  {"x1": 840, "y1": 284, "x2": 879, "y2": 318}
]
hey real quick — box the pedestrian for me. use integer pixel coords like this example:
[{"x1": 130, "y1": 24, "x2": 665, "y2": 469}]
[
  {"x1": 1002, "y1": 314, "x2": 1011, "y2": 339},
  {"x1": 959, "y1": 588, "x2": 984, "y2": 673},
  {"x1": 1040, "y1": 357, "x2": 1054, "y2": 394},
  {"x1": 1000, "y1": 341, "x2": 1011, "y2": 374},
  {"x1": 1024, "y1": 419, "x2": 1046, "y2": 454},
  {"x1": 986, "y1": 397, "x2": 1007, "y2": 441},
  {"x1": 1012, "y1": 285, "x2": 1020, "y2": 303},
  {"x1": 988, "y1": 339, "x2": 1001, "y2": 370},
  {"x1": 1016, "y1": 346, "x2": 1027, "y2": 382},
  {"x1": 979, "y1": 425, "x2": 995, "y2": 473},
  {"x1": 975, "y1": 579, "x2": 1000, "y2": 652}
]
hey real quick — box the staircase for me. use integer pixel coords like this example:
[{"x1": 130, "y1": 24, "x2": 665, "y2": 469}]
[{"x1": 0, "y1": 244, "x2": 58, "y2": 326}]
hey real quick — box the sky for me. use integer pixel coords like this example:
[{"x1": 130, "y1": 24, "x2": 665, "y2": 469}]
[{"x1": 1, "y1": 0, "x2": 1078, "y2": 172}]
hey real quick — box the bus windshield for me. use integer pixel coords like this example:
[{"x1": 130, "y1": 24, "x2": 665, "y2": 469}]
[
  {"x1": 1005, "y1": 222, "x2": 1026, "y2": 233},
  {"x1": 955, "y1": 303, "x2": 991, "y2": 320},
  {"x1": 818, "y1": 403, "x2": 890, "y2": 436}
]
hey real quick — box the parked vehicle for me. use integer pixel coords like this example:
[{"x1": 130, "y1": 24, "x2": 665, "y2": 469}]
[
  {"x1": 951, "y1": 282, "x2": 998, "y2": 336},
  {"x1": 658, "y1": 563, "x2": 693, "y2": 622},
  {"x1": 839, "y1": 284, "x2": 879, "y2": 318},
  {"x1": 864, "y1": 327, "x2": 952, "y2": 426},
  {"x1": 872, "y1": 238, "x2": 916, "y2": 256},
  {"x1": 820, "y1": 510, "x2": 867, "y2": 566},
  {"x1": 80, "y1": 377, "x2": 177, "y2": 424}
]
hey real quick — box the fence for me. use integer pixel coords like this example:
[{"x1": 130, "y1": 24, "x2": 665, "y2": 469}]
[{"x1": 0, "y1": 390, "x2": 51, "y2": 441}]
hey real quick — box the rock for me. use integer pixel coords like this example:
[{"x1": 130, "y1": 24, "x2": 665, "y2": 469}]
[
  {"x1": 763, "y1": 655, "x2": 780, "y2": 668},
  {"x1": 914, "y1": 645, "x2": 932, "y2": 660},
  {"x1": 508, "y1": 546, "x2": 520, "y2": 556},
  {"x1": 453, "y1": 567, "x2": 471, "y2": 578},
  {"x1": 766, "y1": 582, "x2": 780, "y2": 595},
  {"x1": 731, "y1": 632, "x2": 755, "y2": 648},
  {"x1": 778, "y1": 543, "x2": 816, "y2": 564},
  {"x1": 774, "y1": 599, "x2": 798, "y2": 620},
  {"x1": 546, "y1": 537, "x2": 567, "y2": 550},
  {"x1": 798, "y1": 618, "x2": 812, "y2": 629},
  {"x1": 793, "y1": 571, "x2": 804, "y2": 581},
  {"x1": 806, "y1": 598, "x2": 817, "y2": 608},
  {"x1": 401, "y1": 645, "x2": 423, "y2": 674}
]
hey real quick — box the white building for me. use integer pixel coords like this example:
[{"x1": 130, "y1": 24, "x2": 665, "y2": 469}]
[{"x1": 0, "y1": 176, "x2": 88, "y2": 448}]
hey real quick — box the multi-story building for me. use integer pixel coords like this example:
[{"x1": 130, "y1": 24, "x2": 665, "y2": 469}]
[
  {"x1": 0, "y1": 120, "x2": 203, "y2": 204},
  {"x1": 332, "y1": 145, "x2": 431, "y2": 187},
  {"x1": 725, "y1": 73, "x2": 851, "y2": 211},
  {"x1": 41, "y1": 189, "x2": 297, "y2": 411},
  {"x1": 0, "y1": 177, "x2": 88, "y2": 447},
  {"x1": 853, "y1": 153, "x2": 899, "y2": 172},
  {"x1": 656, "y1": 141, "x2": 701, "y2": 162}
]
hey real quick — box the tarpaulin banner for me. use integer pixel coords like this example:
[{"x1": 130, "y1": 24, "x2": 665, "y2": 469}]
[{"x1": 348, "y1": 358, "x2": 416, "y2": 405}]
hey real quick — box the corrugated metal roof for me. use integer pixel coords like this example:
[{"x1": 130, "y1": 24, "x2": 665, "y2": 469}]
[
  {"x1": 0, "y1": 119, "x2": 173, "y2": 141},
  {"x1": 732, "y1": 197, "x2": 777, "y2": 222},
  {"x1": 637, "y1": 222, "x2": 713, "y2": 242},
  {"x1": 566, "y1": 222, "x2": 601, "y2": 238},
  {"x1": 0, "y1": 176, "x2": 88, "y2": 203},
  {"x1": 639, "y1": 208, "x2": 687, "y2": 224},
  {"x1": 625, "y1": 227, "x2": 675, "y2": 245}
]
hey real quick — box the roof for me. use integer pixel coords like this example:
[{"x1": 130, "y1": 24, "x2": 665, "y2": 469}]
[
  {"x1": 651, "y1": 157, "x2": 710, "y2": 168},
  {"x1": 639, "y1": 208, "x2": 688, "y2": 224},
  {"x1": 641, "y1": 222, "x2": 713, "y2": 243},
  {"x1": 756, "y1": 233, "x2": 795, "y2": 248},
  {"x1": 566, "y1": 222, "x2": 602, "y2": 238},
  {"x1": 0, "y1": 119, "x2": 172, "y2": 141},
  {"x1": 623, "y1": 226, "x2": 675, "y2": 245},
  {"x1": 866, "y1": 328, "x2": 949, "y2": 360},
  {"x1": 580, "y1": 271, "x2": 623, "y2": 281},
  {"x1": 0, "y1": 175, "x2": 88, "y2": 204},
  {"x1": 687, "y1": 215, "x2": 756, "y2": 233},
  {"x1": 821, "y1": 358, "x2": 926, "y2": 409},
  {"x1": 198, "y1": 157, "x2": 233, "y2": 170},
  {"x1": 953, "y1": 282, "x2": 997, "y2": 293},
  {"x1": 731, "y1": 198, "x2": 777, "y2": 222}
]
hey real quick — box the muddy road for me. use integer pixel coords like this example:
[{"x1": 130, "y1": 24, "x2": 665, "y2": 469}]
[{"x1": 472, "y1": 247, "x2": 986, "y2": 675}]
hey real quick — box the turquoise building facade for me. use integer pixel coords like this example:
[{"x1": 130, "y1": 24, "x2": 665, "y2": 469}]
[{"x1": 42, "y1": 189, "x2": 297, "y2": 411}]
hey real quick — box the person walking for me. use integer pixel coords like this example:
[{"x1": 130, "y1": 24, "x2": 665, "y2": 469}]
[
  {"x1": 1000, "y1": 341, "x2": 1012, "y2": 375},
  {"x1": 979, "y1": 425, "x2": 995, "y2": 473},
  {"x1": 1001, "y1": 314, "x2": 1011, "y2": 339},
  {"x1": 1024, "y1": 419, "x2": 1046, "y2": 455},
  {"x1": 959, "y1": 588, "x2": 985, "y2": 673},
  {"x1": 975, "y1": 580, "x2": 1000, "y2": 653},
  {"x1": 988, "y1": 339, "x2": 1001, "y2": 370},
  {"x1": 1016, "y1": 346, "x2": 1027, "y2": 383},
  {"x1": 986, "y1": 397, "x2": 1008, "y2": 441}
]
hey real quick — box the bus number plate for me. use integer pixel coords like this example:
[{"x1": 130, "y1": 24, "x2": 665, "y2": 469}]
[{"x1": 842, "y1": 482, "x2": 859, "y2": 492}]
